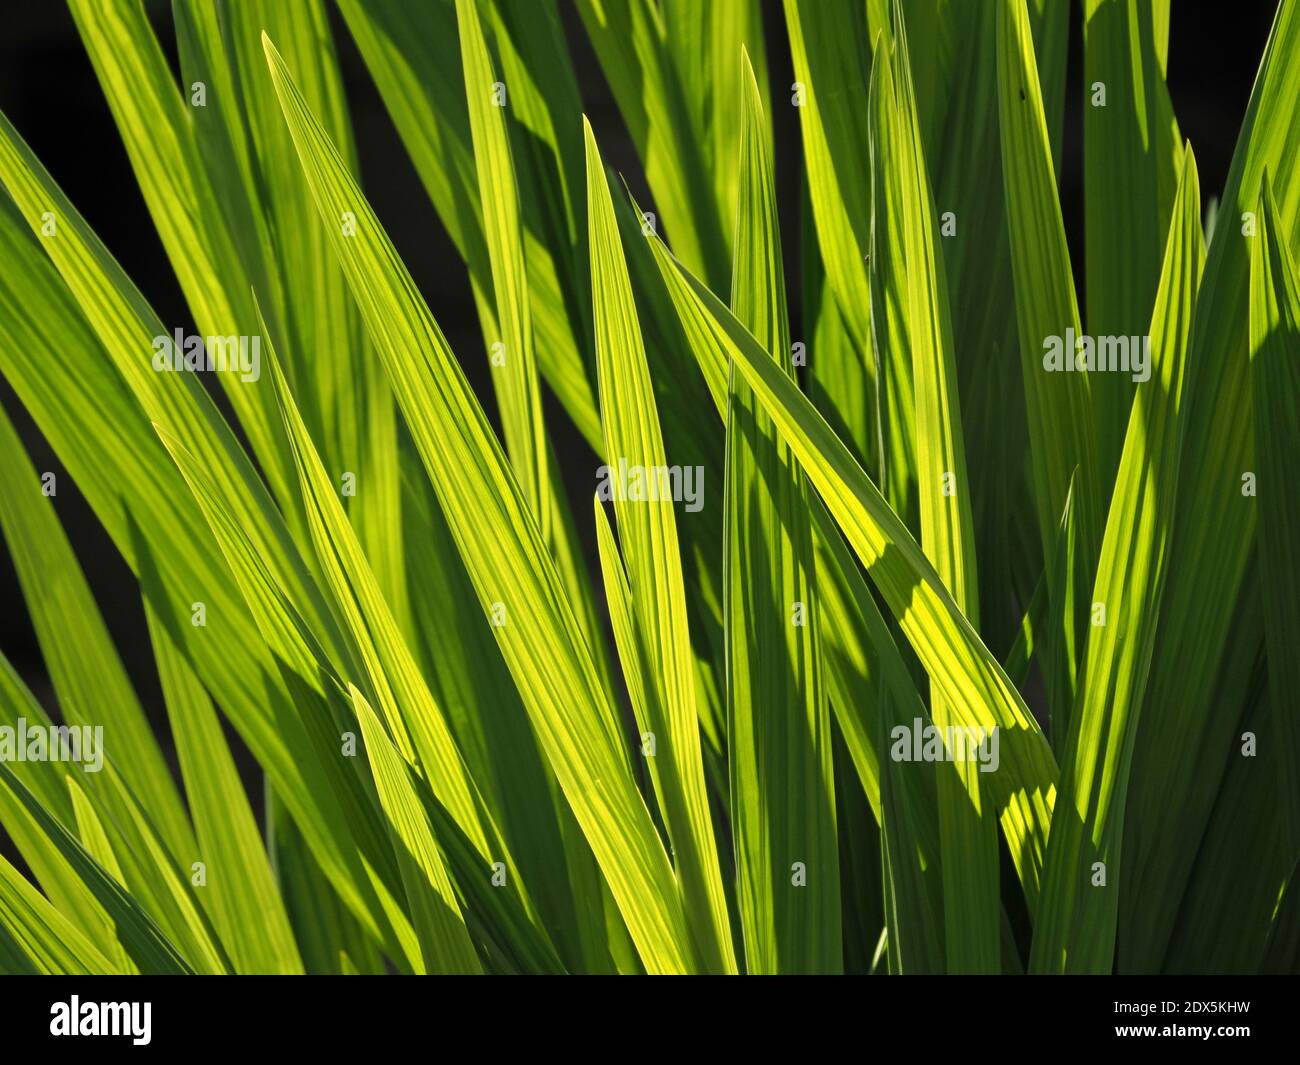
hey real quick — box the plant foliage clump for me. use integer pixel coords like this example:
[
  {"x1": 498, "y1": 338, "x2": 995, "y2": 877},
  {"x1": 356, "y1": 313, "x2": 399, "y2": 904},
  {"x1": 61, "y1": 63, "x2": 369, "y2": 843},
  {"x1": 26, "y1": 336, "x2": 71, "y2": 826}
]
[{"x1": 0, "y1": 0, "x2": 1295, "y2": 976}]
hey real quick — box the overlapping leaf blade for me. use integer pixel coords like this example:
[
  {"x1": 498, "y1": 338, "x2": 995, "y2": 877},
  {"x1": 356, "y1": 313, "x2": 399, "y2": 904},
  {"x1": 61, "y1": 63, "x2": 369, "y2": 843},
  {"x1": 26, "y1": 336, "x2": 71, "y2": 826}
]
[
  {"x1": 1031, "y1": 149, "x2": 1203, "y2": 973},
  {"x1": 646, "y1": 233, "x2": 1059, "y2": 913},
  {"x1": 349, "y1": 686, "x2": 481, "y2": 974},
  {"x1": 869, "y1": 10, "x2": 997, "y2": 972},
  {"x1": 1121, "y1": 0, "x2": 1300, "y2": 969},
  {"x1": 1247, "y1": 175, "x2": 1300, "y2": 856},
  {"x1": 146, "y1": 602, "x2": 304, "y2": 974},
  {"x1": 726, "y1": 52, "x2": 839, "y2": 974},
  {"x1": 1082, "y1": 0, "x2": 1183, "y2": 477},
  {"x1": 585, "y1": 120, "x2": 736, "y2": 974},
  {"x1": 263, "y1": 34, "x2": 694, "y2": 973}
]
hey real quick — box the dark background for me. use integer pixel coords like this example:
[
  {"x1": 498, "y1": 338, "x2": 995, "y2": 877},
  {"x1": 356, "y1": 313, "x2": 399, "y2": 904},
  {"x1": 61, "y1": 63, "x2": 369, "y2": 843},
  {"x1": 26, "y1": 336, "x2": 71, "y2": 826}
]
[{"x1": 0, "y1": 0, "x2": 1281, "y2": 799}]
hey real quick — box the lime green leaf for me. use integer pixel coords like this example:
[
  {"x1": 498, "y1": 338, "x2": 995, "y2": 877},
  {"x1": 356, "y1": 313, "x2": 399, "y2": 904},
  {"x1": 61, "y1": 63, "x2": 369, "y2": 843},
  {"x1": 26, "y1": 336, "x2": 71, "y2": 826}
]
[
  {"x1": 803, "y1": 202, "x2": 874, "y2": 469},
  {"x1": 1248, "y1": 173, "x2": 1300, "y2": 853},
  {"x1": 929, "y1": 0, "x2": 1062, "y2": 643},
  {"x1": 1082, "y1": 0, "x2": 1183, "y2": 476},
  {"x1": 782, "y1": 0, "x2": 879, "y2": 357},
  {"x1": 1031, "y1": 148, "x2": 1203, "y2": 973},
  {"x1": 261, "y1": 325, "x2": 564, "y2": 972},
  {"x1": 647, "y1": 234, "x2": 1059, "y2": 911},
  {"x1": 335, "y1": 0, "x2": 601, "y2": 451},
  {"x1": 146, "y1": 599, "x2": 304, "y2": 974},
  {"x1": 869, "y1": 9, "x2": 997, "y2": 972},
  {"x1": 0, "y1": 765, "x2": 196, "y2": 975},
  {"x1": 783, "y1": 0, "x2": 881, "y2": 460},
  {"x1": 402, "y1": 468, "x2": 607, "y2": 972},
  {"x1": 995, "y1": 0, "x2": 1102, "y2": 579},
  {"x1": 263, "y1": 34, "x2": 694, "y2": 973},
  {"x1": 663, "y1": 0, "x2": 770, "y2": 241},
  {"x1": 0, "y1": 405, "x2": 192, "y2": 865},
  {"x1": 65, "y1": 0, "x2": 298, "y2": 510},
  {"x1": 1120, "y1": 0, "x2": 1300, "y2": 968},
  {"x1": 0, "y1": 115, "x2": 337, "y2": 667},
  {"x1": 176, "y1": 0, "x2": 409, "y2": 631},
  {"x1": 814, "y1": 500, "x2": 944, "y2": 974},
  {"x1": 349, "y1": 685, "x2": 482, "y2": 973},
  {"x1": 65, "y1": 776, "x2": 137, "y2": 974},
  {"x1": 0, "y1": 853, "x2": 117, "y2": 976},
  {"x1": 268, "y1": 797, "x2": 385, "y2": 974},
  {"x1": 727, "y1": 53, "x2": 839, "y2": 973},
  {"x1": 0, "y1": 664, "x2": 128, "y2": 973},
  {"x1": 0, "y1": 411, "x2": 237, "y2": 975},
  {"x1": 151, "y1": 424, "x2": 422, "y2": 970},
  {"x1": 592, "y1": 497, "x2": 654, "y2": 744},
  {"x1": 0, "y1": 196, "x2": 391, "y2": 952},
  {"x1": 585, "y1": 119, "x2": 736, "y2": 973},
  {"x1": 575, "y1": 0, "x2": 730, "y2": 287},
  {"x1": 457, "y1": 0, "x2": 548, "y2": 530},
  {"x1": 455, "y1": 0, "x2": 613, "y2": 703}
]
